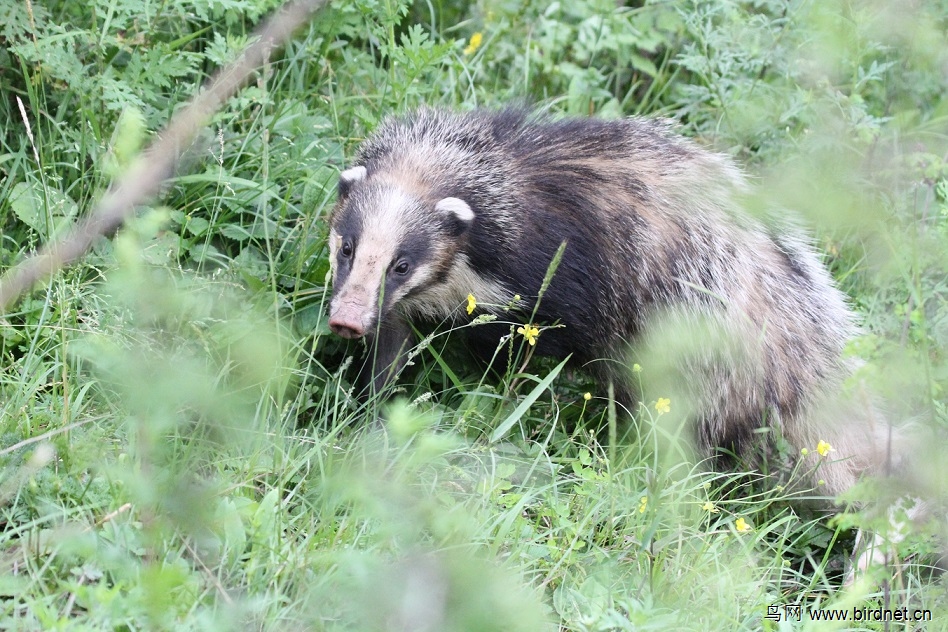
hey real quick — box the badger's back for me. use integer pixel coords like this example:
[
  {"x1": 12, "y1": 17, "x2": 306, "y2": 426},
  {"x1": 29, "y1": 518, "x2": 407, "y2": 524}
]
[{"x1": 355, "y1": 109, "x2": 854, "y2": 369}]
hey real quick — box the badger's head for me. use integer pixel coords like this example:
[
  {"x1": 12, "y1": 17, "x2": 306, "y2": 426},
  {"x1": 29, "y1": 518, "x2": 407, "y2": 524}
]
[{"x1": 327, "y1": 165, "x2": 477, "y2": 340}]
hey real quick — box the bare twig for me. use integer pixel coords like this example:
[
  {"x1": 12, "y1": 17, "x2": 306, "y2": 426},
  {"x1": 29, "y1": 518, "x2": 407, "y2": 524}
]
[
  {"x1": 0, "y1": 418, "x2": 92, "y2": 457},
  {"x1": 0, "y1": 0, "x2": 329, "y2": 313}
]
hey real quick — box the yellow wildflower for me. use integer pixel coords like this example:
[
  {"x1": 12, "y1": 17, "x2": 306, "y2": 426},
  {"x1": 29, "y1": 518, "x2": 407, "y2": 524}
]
[
  {"x1": 702, "y1": 501, "x2": 719, "y2": 513},
  {"x1": 517, "y1": 323, "x2": 540, "y2": 346},
  {"x1": 466, "y1": 293, "x2": 476, "y2": 315},
  {"x1": 638, "y1": 496, "x2": 648, "y2": 514},
  {"x1": 816, "y1": 440, "x2": 833, "y2": 457},
  {"x1": 463, "y1": 32, "x2": 483, "y2": 56},
  {"x1": 655, "y1": 397, "x2": 671, "y2": 415},
  {"x1": 734, "y1": 517, "x2": 752, "y2": 533},
  {"x1": 632, "y1": 363, "x2": 642, "y2": 373},
  {"x1": 583, "y1": 392, "x2": 592, "y2": 401}
]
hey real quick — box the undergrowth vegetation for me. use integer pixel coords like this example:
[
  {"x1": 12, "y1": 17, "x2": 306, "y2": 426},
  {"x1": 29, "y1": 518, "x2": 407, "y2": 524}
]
[{"x1": 1, "y1": 0, "x2": 946, "y2": 629}]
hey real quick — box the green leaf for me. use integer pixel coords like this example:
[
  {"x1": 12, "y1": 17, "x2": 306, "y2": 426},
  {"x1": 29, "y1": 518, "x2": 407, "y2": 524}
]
[
  {"x1": 183, "y1": 215, "x2": 210, "y2": 237},
  {"x1": 490, "y1": 356, "x2": 569, "y2": 442},
  {"x1": 9, "y1": 182, "x2": 78, "y2": 237}
]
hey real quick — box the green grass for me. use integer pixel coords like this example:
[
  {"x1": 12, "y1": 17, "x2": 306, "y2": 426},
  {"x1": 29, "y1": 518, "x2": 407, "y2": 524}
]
[{"x1": 1, "y1": 0, "x2": 947, "y2": 629}]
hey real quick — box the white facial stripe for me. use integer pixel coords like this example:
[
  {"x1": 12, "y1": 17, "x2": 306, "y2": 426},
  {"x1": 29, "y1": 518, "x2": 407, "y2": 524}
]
[
  {"x1": 333, "y1": 187, "x2": 413, "y2": 321},
  {"x1": 361, "y1": 187, "x2": 414, "y2": 242},
  {"x1": 342, "y1": 237, "x2": 391, "y2": 318},
  {"x1": 402, "y1": 254, "x2": 512, "y2": 320},
  {"x1": 330, "y1": 246, "x2": 385, "y2": 331}
]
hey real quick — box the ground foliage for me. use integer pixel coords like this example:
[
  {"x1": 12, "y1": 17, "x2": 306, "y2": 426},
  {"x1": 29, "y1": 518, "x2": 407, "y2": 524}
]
[{"x1": 1, "y1": 0, "x2": 947, "y2": 629}]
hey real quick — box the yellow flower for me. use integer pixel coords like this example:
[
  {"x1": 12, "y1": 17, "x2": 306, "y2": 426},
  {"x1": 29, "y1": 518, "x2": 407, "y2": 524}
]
[
  {"x1": 463, "y1": 32, "x2": 483, "y2": 55},
  {"x1": 638, "y1": 496, "x2": 648, "y2": 514},
  {"x1": 632, "y1": 363, "x2": 642, "y2": 373},
  {"x1": 583, "y1": 392, "x2": 592, "y2": 401},
  {"x1": 702, "y1": 501, "x2": 719, "y2": 513},
  {"x1": 466, "y1": 293, "x2": 476, "y2": 315},
  {"x1": 734, "y1": 517, "x2": 752, "y2": 533},
  {"x1": 517, "y1": 323, "x2": 540, "y2": 346},
  {"x1": 816, "y1": 440, "x2": 833, "y2": 457},
  {"x1": 655, "y1": 397, "x2": 671, "y2": 414}
]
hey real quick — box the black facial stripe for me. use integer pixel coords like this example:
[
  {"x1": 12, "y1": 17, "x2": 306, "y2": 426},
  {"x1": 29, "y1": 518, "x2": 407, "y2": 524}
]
[
  {"x1": 380, "y1": 230, "x2": 443, "y2": 310},
  {"x1": 335, "y1": 203, "x2": 364, "y2": 240},
  {"x1": 394, "y1": 231, "x2": 434, "y2": 270},
  {"x1": 331, "y1": 253, "x2": 353, "y2": 298}
]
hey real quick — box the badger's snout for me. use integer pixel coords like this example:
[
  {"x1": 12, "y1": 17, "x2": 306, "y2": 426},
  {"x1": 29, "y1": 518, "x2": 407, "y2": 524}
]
[
  {"x1": 329, "y1": 302, "x2": 369, "y2": 339},
  {"x1": 329, "y1": 284, "x2": 376, "y2": 339},
  {"x1": 329, "y1": 317, "x2": 364, "y2": 339}
]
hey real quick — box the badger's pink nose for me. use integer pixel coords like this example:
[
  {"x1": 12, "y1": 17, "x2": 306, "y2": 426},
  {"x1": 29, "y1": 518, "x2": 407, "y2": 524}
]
[
  {"x1": 330, "y1": 321, "x2": 364, "y2": 339},
  {"x1": 329, "y1": 311, "x2": 365, "y2": 339}
]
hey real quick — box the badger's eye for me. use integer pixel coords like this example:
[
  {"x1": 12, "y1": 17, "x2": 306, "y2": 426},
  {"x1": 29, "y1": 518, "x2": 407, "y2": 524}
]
[
  {"x1": 393, "y1": 259, "x2": 411, "y2": 275},
  {"x1": 340, "y1": 241, "x2": 353, "y2": 258}
]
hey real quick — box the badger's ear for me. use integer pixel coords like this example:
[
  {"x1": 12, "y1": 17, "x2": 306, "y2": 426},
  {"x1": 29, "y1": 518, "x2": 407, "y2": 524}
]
[
  {"x1": 337, "y1": 165, "x2": 367, "y2": 199},
  {"x1": 435, "y1": 197, "x2": 475, "y2": 235}
]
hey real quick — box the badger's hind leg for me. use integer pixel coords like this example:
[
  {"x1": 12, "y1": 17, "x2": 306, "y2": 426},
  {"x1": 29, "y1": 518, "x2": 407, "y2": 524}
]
[
  {"x1": 845, "y1": 497, "x2": 929, "y2": 587},
  {"x1": 810, "y1": 414, "x2": 932, "y2": 588}
]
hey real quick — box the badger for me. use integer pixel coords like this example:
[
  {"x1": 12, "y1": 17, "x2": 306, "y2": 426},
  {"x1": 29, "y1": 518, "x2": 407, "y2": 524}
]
[{"x1": 326, "y1": 107, "x2": 909, "y2": 507}]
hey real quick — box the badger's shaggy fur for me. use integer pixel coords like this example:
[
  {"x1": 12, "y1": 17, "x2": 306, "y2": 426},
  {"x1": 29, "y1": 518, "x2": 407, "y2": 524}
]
[{"x1": 327, "y1": 107, "x2": 906, "y2": 501}]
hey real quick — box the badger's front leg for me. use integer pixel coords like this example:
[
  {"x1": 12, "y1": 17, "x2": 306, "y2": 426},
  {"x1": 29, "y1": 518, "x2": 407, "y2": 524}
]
[{"x1": 360, "y1": 315, "x2": 414, "y2": 397}]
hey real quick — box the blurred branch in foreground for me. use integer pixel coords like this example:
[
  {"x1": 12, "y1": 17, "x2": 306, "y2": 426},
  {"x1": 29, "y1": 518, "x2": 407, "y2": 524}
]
[{"x1": 0, "y1": 0, "x2": 329, "y2": 313}]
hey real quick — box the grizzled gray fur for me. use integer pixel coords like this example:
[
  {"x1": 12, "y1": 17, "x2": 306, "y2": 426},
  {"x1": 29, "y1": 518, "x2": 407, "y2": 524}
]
[{"x1": 327, "y1": 107, "x2": 906, "y2": 501}]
